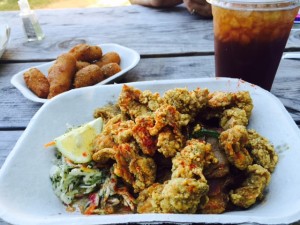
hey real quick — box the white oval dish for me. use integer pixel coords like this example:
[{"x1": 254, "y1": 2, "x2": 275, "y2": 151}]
[
  {"x1": 1, "y1": 78, "x2": 300, "y2": 225},
  {"x1": 10, "y1": 43, "x2": 140, "y2": 103}
]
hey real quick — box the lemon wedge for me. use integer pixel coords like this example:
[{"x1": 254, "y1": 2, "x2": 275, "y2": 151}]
[{"x1": 54, "y1": 118, "x2": 103, "y2": 163}]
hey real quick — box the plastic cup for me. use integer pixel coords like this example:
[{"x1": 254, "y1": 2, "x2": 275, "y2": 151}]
[{"x1": 207, "y1": 0, "x2": 300, "y2": 91}]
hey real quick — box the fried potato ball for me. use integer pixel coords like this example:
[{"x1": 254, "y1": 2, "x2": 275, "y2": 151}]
[
  {"x1": 94, "y1": 52, "x2": 121, "y2": 68},
  {"x1": 23, "y1": 68, "x2": 50, "y2": 98},
  {"x1": 47, "y1": 53, "x2": 77, "y2": 99},
  {"x1": 100, "y1": 63, "x2": 122, "y2": 79},
  {"x1": 76, "y1": 61, "x2": 90, "y2": 71},
  {"x1": 73, "y1": 64, "x2": 104, "y2": 88},
  {"x1": 69, "y1": 44, "x2": 102, "y2": 62}
]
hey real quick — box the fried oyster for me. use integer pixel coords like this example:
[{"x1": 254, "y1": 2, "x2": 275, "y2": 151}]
[{"x1": 89, "y1": 85, "x2": 278, "y2": 215}]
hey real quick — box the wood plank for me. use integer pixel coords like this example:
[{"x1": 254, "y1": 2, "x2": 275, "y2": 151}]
[
  {"x1": 1, "y1": 56, "x2": 300, "y2": 128},
  {"x1": 0, "y1": 5, "x2": 214, "y2": 61},
  {"x1": 0, "y1": 62, "x2": 44, "y2": 129},
  {"x1": 1, "y1": 5, "x2": 300, "y2": 61}
]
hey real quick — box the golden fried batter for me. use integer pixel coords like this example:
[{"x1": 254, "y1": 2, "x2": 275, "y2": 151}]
[
  {"x1": 137, "y1": 140, "x2": 216, "y2": 213},
  {"x1": 208, "y1": 91, "x2": 253, "y2": 118},
  {"x1": 47, "y1": 53, "x2": 77, "y2": 99},
  {"x1": 94, "y1": 115, "x2": 134, "y2": 149},
  {"x1": 157, "y1": 127, "x2": 184, "y2": 158},
  {"x1": 89, "y1": 85, "x2": 276, "y2": 215},
  {"x1": 149, "y1": 104, "x2": 190, "y2": 136},
  {"x1": 172, "y1": 139, "x2": 217, "y2": 181},
  {"x1": 163, "y1": 87, "x2": 208, "y2": 117},
  {"x1": 139, "y1": 90, "x2": 164, "y2": 111},
  {"x1": 205, "y1": 91, "x2": 253, "y2": 123},
  {"x1": 158, "y1": 178, "x2": 209, "y2": 213},
  {"x1": 230, "y1": 164, "x2": 271, "y2": 208},
  {"x1": 219, "y1": 125, "x2": 253, "y2": 170},
  {"x1": 114, "y1": 143, "x2": 156, "y2": 193},
  {"x1": 232, "y1": 91, "x2": 253, "y2": 118},
  {"x1": 93, "y1": 115, "x2": 128, "y2": 161},
  {"x1": 118, "y1": 85, "x2": 163, "y2": 120},
  {"x1": 93, "y1": 104, "x2": 121, "y2": 123},
  {"x1": 137, "y1": 178, "x2": 209, "y2": 214},
  {"x1": 208, "y1": 91, "x2": 233, "y2": 108},
  {"x1": 132, "y1": 116, "x2": 157, "y2": 156},
  {"x1": 100, "y1": 63, "x2": 121, "y2": 79},
  {"x1": 93, "y1": 114, "x2": 157, "y2": 193},
  {"x1": 76, "y1": 61, "x2": 90, "y2": 71},
  {"x1": 220, "y1": 107, "x2": 249, "y2": 130},
  {"x1": 110, "y1": 120, "x2": 135, "y2": 144},
  {"x1": 23, "y1": 68, "x2": 49, "y2": 98},
  {"x1": 69, "y1": 43, "x2": 102, "y2": 62},
  {"x1": 137, "y1": 183, "x2": 164, "y2": 213},
  {"x1": 129, "y1": 157, "x2": 157, "y2": 193},
  {"x1": 114, "y1": 143, "x2": 139, "y2": 186},
  {"x1": 92, "y1": 147, "x2": 116, "y2": 164},
  {"x1": 73, "y1": 64, "x2": 104, "y2": 88},
  {"x1": 94, "y1": 51, "x2": 121, "y2": 68},
  {"x1": 247, "y1": 129, "x2": 278, "y2": 172}
]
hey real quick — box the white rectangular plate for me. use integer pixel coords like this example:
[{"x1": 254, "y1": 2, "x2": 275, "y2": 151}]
[
  {"x1": 1, "y1": 78, "x2": 300, "y2": 225},
  {"x1": 10, "y1": 43, "x2": 140, "y2": 103}
]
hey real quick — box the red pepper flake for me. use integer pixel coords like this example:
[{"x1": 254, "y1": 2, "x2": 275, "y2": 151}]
[
  {"x1": 190, "y1": 164, "x2": 196, "y2": 169},
  {"x1": 188, "y1": 185, "x2": 195, "y2": 193},
  {"x1": 82, "y1": 152, "x2": 87, "y2": 157}
]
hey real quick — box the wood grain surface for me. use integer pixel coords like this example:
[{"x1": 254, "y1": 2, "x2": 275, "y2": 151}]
[{"x1": 1, "y1": 5, "x2": 300, "y2": 61}]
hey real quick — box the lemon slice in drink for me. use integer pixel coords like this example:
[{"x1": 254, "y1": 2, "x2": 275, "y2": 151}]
[{"x1": 54, "y1": 118, "x2": 103, "y2": 163}]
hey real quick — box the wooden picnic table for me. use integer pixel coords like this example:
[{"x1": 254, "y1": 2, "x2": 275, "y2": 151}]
[{"x1": 0, "y1": 4, "x2": 300, "y2": 225}]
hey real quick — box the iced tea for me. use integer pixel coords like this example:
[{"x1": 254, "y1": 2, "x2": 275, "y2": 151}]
[{"x1": 208, "y1": 1, "x2": 299, "y2": 90}]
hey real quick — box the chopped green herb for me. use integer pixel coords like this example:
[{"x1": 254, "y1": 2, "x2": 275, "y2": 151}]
[{"x1": 192, "y1": 128, "x2": 220, "y2": 139}]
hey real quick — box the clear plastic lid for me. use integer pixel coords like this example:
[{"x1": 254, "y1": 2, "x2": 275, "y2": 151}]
[{"x1": 206, "y1": 0, "x2": 300, "y2": 10}]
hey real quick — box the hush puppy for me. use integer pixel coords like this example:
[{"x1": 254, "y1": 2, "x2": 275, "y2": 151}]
[
  {"x1": 94, "y1": 51, "x2": 121, "y2": 68},
  {"x1": 69, "y1": 44, "x2": 102, "y2": 62},
  {"x1": 73, "y1": 64, "x2": 104, "y2": 88},
  {"x1": 23, "y1": 68, "x2": 50, "y2": 98},
  {"x1": 100, "y1": 63, "x2": 122, "y2": 78},
  {"x1": 47, "y1": 53, "x2": 77, "y2": 99},
  {"x1": 76, "y1": 61, "x2": 90, "y2": 71}
]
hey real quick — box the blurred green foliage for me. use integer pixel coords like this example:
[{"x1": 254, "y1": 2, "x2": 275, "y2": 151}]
[
  {"x1": 0, "y1": 0, "x2": 131, "y2": 11},
  {"x1": 0, "y1": 0, "x2": 52, "y2": 11}
]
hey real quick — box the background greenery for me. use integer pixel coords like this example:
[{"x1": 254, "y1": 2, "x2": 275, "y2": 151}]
[
  {"x1": 0, "y1": 0, "x2": 130, "y2": 11},
  {"x1": 0, "y1": 0, "x2": 51, "y2": 10}
]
